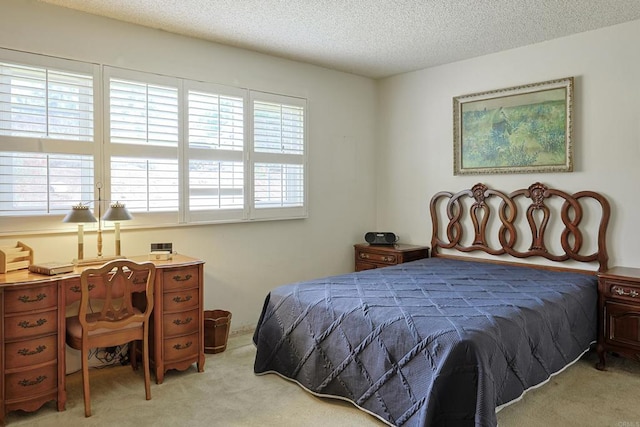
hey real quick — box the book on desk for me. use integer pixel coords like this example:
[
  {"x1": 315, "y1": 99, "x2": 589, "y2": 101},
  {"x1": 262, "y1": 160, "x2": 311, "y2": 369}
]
[{"x1": 28, "y1": 261, "x2": 75, "y2": 275}]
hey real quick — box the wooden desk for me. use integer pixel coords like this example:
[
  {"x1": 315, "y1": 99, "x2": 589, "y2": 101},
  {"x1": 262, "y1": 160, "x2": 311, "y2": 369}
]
[{"x1": 0, "y1": 254, "x2": 205, "y2": 424}]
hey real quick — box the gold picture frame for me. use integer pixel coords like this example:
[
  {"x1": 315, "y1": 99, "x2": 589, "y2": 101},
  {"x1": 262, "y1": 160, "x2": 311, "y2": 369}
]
[{"x1": 453, "y1": 77, "x2": 573, "y2": 175}]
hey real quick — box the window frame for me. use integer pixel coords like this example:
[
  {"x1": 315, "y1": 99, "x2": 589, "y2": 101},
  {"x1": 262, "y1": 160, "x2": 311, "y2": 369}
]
[
  {"x1": 249, "y1": 91, "x2": 308, "y2": 221},
  {"x1": 184, "y1": 79, "x2": 248, "y2": 224},
  {"x1": 0, "y1": 48, "x2": 102, "y2": 235},
  {"x1": 0, "y1": 49, "x2": 308, "y2": 236},
  {"x1": 103, "y1": 66, "x2": 182, "y2": 228}
]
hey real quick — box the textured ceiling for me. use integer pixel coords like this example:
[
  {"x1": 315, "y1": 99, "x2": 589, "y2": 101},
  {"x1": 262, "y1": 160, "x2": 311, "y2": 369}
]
[{"x1": 38, "y1": 0, "x2": 640, "y2": 79}]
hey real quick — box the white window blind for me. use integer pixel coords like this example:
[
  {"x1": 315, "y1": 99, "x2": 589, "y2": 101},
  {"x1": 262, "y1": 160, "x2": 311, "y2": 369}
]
[
  {"x1": 188, "y1": 90, "x2": 243, "y2": 151},
  {"x1": 0, "y1": 152, "x2": 93, "y2": 216},
  {"x1": 0, "y1": 49, "x2": 97, "y2": 225},
  {"x1": 111, "y1": 156, "x2": 179, "y2": 212},
  {"x1": 0, "y1": 50, "x2": 307, "y2": 233},
  {"x1": 254, "y1": 101, "x2": 304, "y2": 155},
  {"x1": 254, "y1": 163, "x2": 304, "y2": 208},
  {"x1": 106, "y1": 69, "x2": 180, "y2": 218},
  {"x1": 187, "y1": 86, "x2": 246, "y2": 219},
  {"x1": 188, "y1": 160, "x2": 244, "y2": 211},
  {"x1": 0, "y1": 61, "x2": 94, "y2": 141},
  {"x1": 110, "y1": 78, "x2": 178, "y2": 147},
  {"x1": 251, "y1": 94, "x2": 306, "y2": 217}
]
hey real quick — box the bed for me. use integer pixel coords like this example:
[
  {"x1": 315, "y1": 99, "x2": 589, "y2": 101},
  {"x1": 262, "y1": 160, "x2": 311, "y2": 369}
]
[{"x1": 252, "y1": 182, "x2": 610, "y2": 426}]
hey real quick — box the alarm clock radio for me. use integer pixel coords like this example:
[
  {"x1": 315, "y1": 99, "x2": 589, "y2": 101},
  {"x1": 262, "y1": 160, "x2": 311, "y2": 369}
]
[{"x1": 364, "y1": 232, "x2": 398, "y2": 245}]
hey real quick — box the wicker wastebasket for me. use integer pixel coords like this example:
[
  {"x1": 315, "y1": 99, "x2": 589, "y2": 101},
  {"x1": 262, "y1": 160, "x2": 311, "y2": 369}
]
[{"x1": 204, "y1": 310, "x2": 232, "y2": 354}]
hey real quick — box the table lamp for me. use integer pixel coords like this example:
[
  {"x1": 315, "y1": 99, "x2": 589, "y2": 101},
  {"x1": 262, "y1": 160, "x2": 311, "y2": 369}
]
[
  {"x1": 102, "y1": 202, "x2": 133, "y2": 256},
  {"x1": 62, "y1": 204, "x2": 97, "y2": 262}
]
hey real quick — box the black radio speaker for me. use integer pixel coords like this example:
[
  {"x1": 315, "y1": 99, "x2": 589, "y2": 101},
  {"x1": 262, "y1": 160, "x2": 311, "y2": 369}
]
[{"x1": 364, "y1": 232, "x2": 398, "y2": 245}]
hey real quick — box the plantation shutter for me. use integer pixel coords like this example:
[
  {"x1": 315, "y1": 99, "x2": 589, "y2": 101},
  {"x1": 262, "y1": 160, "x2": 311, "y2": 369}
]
[
  {"x1": 0, "y1": 52, "x2": 96, "y2": 219},
  {"x1": 105, "y1": 68, "x2": 179, "y2": 215},
  {"x1": 252, "y1": 93, "x2": 306, "y2": 218},
  {"x1": 187, "y1": 86, "x2": 245, "y2": 219}
]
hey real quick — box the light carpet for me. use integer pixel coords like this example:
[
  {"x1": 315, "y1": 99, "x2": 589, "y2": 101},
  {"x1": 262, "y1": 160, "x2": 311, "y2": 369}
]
[{"x1": 5, "y1": 332, "x2": 640, "y2": 426}]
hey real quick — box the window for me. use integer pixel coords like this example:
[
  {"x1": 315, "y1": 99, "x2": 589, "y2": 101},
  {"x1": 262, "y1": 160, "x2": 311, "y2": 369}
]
[
  {"x1": 0, "y1": 48, "x2": 307, "y2": 234},
  {"x1": 251, "y1": 93, "x2": 306, "y2": 220},
  {"x1": 104, "y1": 68, "x2": 181, "y2": 226},
  {"x1": 0, "y1": 49, "x2": 98, "y2": 233},
  {"x1": 186, "y1": 82, "x2": 246, "y2": 222}
]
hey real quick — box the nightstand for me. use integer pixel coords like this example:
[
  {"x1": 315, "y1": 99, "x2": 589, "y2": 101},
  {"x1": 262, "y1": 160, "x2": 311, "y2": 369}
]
[
  {"x1": 354, "y1": 243, "x2": 429, "y2": 272},
  {"x1": 596, "y1": 266, "x2": 640, "y2": 370}
]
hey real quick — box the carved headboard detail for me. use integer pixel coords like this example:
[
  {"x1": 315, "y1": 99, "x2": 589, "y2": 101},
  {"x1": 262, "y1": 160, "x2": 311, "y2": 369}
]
[{"x1": 430, "y1": 182, "x2": 610, "y2": 272}]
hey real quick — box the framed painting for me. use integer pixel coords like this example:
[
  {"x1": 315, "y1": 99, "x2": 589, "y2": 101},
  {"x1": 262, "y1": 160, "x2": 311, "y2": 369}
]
[{"x1": 453, "y1": 77, "x2": 573, "y2": 175}]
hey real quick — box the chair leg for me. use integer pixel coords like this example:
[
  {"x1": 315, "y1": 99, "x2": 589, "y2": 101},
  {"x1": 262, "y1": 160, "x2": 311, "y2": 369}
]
[
  {"x1": 143, "y1": 336, "x2": 151, "y2": 400},
  {"x1": 130, "y1": 340, "x2": 138, "y2": 370},
  {"x1": 81, "y1": 347, "x2": 92, "y2": 417}
]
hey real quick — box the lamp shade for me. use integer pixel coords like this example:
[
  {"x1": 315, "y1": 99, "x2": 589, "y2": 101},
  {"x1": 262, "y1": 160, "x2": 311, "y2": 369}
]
[
  {"x1": 102, "y1": 202, "x2": 133, "y2": 221},
  {"x1": 62, "y1": 205, "x2": 97, "y2": 223}
]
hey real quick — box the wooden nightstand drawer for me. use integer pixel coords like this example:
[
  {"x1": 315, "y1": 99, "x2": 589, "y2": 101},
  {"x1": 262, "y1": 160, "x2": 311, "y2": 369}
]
[
  {"x1": 356, "y1": 250, "x2": 397, "y2": 265},
  {"x1": 603, "y1": 301, "x2": 640, "y2": 349},
  {"x1": 601, "y1": 279, "x2": 640, "y2": 301},
  {"x1": 354, "y1": 243, "x2": 429, "y2": 272},
  {"x1": 597, "y1": 266, "x2": 640, "y2": 369}
]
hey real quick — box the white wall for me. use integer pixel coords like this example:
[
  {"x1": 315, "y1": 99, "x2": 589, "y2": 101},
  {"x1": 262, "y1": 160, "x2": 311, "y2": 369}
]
[
  {"x1": 0, "y1": 0, "x2": 378, "y2": 331},
  {"x1": 377, "y1": 20, "x2": 640, "y2": 269},
  {"x1": 4, "y1": 1, "x2": 639, "y2": 333}
]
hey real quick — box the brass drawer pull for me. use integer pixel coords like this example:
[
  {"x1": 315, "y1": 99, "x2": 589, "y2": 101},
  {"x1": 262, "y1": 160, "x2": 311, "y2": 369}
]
[
  {"x1": 18, "y1": 319, "x2": 47, "y2": 329},
  {"x1": 172, "y1": 274, "x2": 192, "y2": 282},
  {"x1": 19, "y1": 376, "x2": 47, "y2": 387},
  {"x1": 613, "y1": 286, "x2": 639, "y2": 297},
  {"x1": 17, "y1": 345, "x2": 46, "y2": 356},
  {"x1": 172, "y1": 295, "x2": 193, "y2": 303},
  {"x1": 173, "y1": 317, "x2": 193, "y2": 326},
  {"x1": 17, "y1": 294, "x2": 46, "y2": 304},
  {"x1": 358, "y1": 253, "x2": 395, "y2": 262},
  {"x1": 70, "y1": 283, "x2": 96, "y2": 293},
  {"x1": 173, "y1": 341, "x2": 193, "y2": 351}
]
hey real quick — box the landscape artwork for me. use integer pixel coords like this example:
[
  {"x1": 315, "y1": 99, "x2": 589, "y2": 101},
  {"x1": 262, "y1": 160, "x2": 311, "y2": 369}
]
[{"x1": 453, "y1": 77, "x2": 573, "y2": 175}]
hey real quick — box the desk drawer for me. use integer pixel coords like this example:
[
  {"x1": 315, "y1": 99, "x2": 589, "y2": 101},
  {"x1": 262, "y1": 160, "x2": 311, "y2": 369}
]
[
  {"x1": 5, "y1": 335, "x2": 57, "y2": 369},
  {"x1": 65, "y1": 274, "x2": 148, "y2": 305},
  {"x1": 5, "y1": 364, "x2": 58, "y2": 400},
  {"x1": 162, "y1": 288, "x2": 199, "y2": 312},
  {"x1": 163, "y1": 308, "x2": 200, "y2": 337},
  {"x1": 4, "y1": 284, "x2": 57, "y2": 314},
  {"x1": 163, "y1": 267, "x2": 199, "y2": 292},
  {"x1": 163, "y1": 332, "x2": 199, "y2": 362},
  {"x1": 5, "y1": 309, "x2": 58, "y2": 340}
]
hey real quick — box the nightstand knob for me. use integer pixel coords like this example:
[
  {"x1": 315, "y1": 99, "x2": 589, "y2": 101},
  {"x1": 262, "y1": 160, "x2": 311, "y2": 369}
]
[
  {"x1": 359, "y1": 253, "x2": 370, "y2": 259},
  {"x1": 613, "y1": 286, "x2": 638, "y2": 297}
]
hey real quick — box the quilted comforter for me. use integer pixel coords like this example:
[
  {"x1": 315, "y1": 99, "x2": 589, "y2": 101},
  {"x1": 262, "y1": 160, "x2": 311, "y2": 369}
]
[{"x1": 252, "y1": 257, "x2": 598, "y2": 426}]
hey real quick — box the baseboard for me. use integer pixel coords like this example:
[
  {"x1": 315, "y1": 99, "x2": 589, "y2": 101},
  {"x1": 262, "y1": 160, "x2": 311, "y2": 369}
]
[{"x1": 229, "y1": 324, "x2": 255, "y2": 337}]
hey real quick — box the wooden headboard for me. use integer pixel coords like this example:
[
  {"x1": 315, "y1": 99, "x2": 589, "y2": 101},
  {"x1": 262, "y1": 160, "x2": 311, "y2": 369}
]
[{"x1": 429, "y1": 182, "x2": 610, "y2": 272}]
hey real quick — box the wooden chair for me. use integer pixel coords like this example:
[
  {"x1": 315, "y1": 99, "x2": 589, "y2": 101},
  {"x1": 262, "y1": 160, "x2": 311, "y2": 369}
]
[{"x1": 66, "y1": 259, "x2": 156, "y2": 417}]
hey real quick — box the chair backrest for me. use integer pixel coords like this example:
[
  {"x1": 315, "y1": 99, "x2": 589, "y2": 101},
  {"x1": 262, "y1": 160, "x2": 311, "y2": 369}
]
[{"x1": 78, "y1": 259, "x2": 156, "y2": 333}]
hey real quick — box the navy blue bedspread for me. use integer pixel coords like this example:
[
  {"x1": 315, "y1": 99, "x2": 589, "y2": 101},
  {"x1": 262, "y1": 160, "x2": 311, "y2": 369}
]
[{"x1": 253, "y1": 258, "x2": 597, "y2": 426}]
